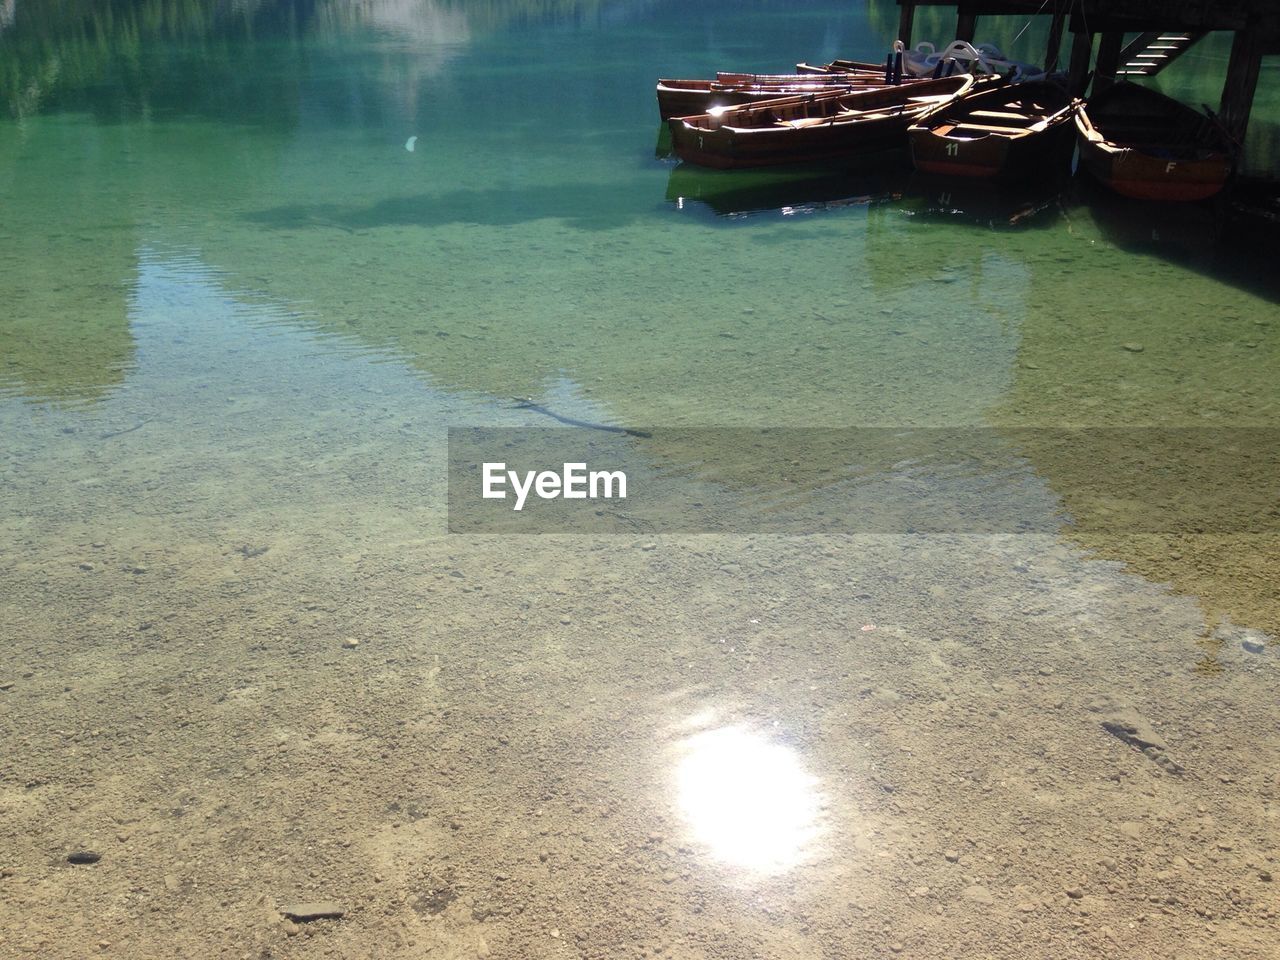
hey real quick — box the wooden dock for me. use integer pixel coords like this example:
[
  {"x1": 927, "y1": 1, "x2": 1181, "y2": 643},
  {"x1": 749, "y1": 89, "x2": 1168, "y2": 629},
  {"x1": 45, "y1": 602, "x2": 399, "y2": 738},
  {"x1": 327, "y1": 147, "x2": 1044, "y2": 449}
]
[{"x1": 895, "y1": 1, "x2": 1278, "y2": 152}]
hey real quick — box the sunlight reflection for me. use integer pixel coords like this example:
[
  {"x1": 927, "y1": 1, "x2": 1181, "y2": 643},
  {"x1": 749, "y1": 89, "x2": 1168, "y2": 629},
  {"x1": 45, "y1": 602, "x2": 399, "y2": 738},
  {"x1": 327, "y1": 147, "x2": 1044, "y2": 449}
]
[{"x1": 675, "y1": 725, "x2": 822, "y2": 874}]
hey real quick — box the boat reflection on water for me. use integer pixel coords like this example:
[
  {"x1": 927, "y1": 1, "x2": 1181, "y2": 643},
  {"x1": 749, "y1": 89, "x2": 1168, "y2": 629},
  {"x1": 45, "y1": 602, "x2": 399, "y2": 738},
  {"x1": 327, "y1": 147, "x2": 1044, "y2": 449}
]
[
  {"x1": 660, "y1": 143, "x2": 1069, "y2": 225},
  {"x1": 901, "y1": 171, "x2": 1072, "y2": 229},
  {"x1": 654, "y1": 122, "x2": 674, "y2": 159},
  {"x1": 663, "y1": 160, "x2": 909, "y2": 219},
  {"x1": 1230, "y1": 180, "x2": 1280, "y2": 235},
  {"x1": 1073, "y1": 171, "x2": 1280, "y2": 303},
  {"x1": 674, "y1": 721, "x2": 823, "y2": 874},
  {"x1": 1073, "y1": 167, "x2": 1223, "y2": 240}
]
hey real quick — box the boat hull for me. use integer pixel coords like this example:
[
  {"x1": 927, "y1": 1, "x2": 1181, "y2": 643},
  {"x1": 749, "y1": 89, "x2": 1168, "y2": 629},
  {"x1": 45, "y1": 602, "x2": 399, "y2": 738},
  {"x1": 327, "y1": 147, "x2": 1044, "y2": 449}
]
[
  {"x1": 656, "y1": 74, "x2": 893, "y2": 120},
  {"x1": 907, "y1": 81, "x2": 1077, "y2": 180},
  {"x1": 910, "y1": 117, "x2": 1075, "y2": 179},
  {"x1": 671, "y1": 121, "x2": 916, "y2": 169},
  {"x1": 795, "y1": 59, "x2": 892, "y2": 75},
  {"x1": 1074, "y1": 81, "x2": 1233, "y2": 202},
  {"x1": 668, "y1": 75, "x2": 977, "y2": 170},
  {"x1": 1076, "y1": 137, "x2": 1231, "y2": 201},
  {"x1": 657, "y1": 83, "x2": 775, "y2": 121}
]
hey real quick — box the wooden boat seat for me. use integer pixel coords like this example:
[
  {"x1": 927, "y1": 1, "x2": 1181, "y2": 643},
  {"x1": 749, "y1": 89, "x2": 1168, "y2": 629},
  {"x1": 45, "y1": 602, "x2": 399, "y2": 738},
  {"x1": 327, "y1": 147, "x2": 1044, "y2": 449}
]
[
  {"x1": 947, "y1": 122, "x2": 1033, "y2": 136},
  {"x1": 969, "y1": 109, "x2": 1030, "y2": 120},
  {"x1": 780, "y1": 116, "x2": 835, "y2": 128},
  {"x1": 951, "y1": 119, "x2": 1034, "y2": 131},
  {"x1": 961, "y1": 113, "x2": 1045, "y2": 127}
]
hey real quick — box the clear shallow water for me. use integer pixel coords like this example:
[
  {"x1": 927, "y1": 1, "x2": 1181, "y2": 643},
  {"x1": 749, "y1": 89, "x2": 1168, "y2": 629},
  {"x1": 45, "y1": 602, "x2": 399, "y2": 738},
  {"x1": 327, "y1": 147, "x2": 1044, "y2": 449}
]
[{"x1": 2, "y1": 3, "x2": 1279, "y2": 958}]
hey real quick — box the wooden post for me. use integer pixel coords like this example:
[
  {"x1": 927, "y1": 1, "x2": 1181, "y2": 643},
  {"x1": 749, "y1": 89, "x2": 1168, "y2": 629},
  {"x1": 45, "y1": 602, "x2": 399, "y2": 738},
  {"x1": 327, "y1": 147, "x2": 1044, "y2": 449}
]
[
  {"x1": 1093, "y1": 30, "x2": 1124, "y2": 93},
  {"x1": 1044, "y1": 12, "x2": 1067, "y2": 74},
  {"x1": 1220, "y1": 27, "x2": 1263, "y2": 147},
  {"x1": 955, "y1": 10, "x2": 978, "y2": 44},
  {"x1": 898, "y1": 0, "x2": 916, "y2": 47},
  {"x1": 1066, "y1": 18, "x2": 1094, "y2": 97}
]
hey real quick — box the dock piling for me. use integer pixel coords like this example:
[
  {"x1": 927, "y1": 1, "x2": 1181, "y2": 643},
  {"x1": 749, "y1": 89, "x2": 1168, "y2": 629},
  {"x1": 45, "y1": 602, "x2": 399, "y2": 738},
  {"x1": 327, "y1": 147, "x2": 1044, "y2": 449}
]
[
  {"x1": 898, "y1": 0, "x2": 916, "y2": 46},
  {"x1": 1066, "y1": 17, "x2": 1093, "y2": 97},
  {"x1": 892, "y1": 0, "x2": 1277, "y2": 180},
  {"x1": 1044, "y1": 11, "x2": 1067, "y2": 74},
  {"x1": 1220, "y1": 27, "x2": 1264, "y2": 146},
  {"x1": 1093, "y1": 31, "x2": 1125, "y2": 93}
]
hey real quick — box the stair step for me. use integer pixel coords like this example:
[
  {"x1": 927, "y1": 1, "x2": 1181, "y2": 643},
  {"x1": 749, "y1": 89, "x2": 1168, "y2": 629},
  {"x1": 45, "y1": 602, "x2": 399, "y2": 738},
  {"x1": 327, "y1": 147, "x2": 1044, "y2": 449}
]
[{"x1": 1112, "y1": 29, "x2": 1205, "y2": 79}]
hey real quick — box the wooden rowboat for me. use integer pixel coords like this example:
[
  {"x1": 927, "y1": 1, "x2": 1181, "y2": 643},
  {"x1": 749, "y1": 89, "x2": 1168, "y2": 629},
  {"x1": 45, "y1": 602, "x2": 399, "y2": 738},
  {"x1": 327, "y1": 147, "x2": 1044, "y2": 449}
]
[
  {"x1": 668, "y1": 74, "x2": 979, "y2": 170},
  {"x1": 656, "y1": 69, "x2": 899, "y2": 120},
  {"x1": 795, "y1": 59, "x2": 888, "y2": 75},
  {"x1": 908, "y1": 80, "x2": 1078, "y2": 179},
  {"x1": 1075, "y1": 81, "x2": 1233, "y2": 202}
]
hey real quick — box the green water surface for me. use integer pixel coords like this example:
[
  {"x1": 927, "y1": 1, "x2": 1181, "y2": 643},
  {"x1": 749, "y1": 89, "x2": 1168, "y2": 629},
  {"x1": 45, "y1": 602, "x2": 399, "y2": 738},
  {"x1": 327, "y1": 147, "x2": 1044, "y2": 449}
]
[{"x1": 2, "y1": 5, "x2": 1280, "y2": 955}]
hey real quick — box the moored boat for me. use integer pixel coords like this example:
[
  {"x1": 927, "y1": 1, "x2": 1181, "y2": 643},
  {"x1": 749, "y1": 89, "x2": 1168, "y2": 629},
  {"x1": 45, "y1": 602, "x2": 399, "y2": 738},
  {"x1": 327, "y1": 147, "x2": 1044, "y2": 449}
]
[
  {"x1": 668, "y1": 74, "x2": 979, "y2": 170},
  {"x1": 795, "y1": 58, "x2": 893, "y2": 75},
  {"x1": 1075, "y1": 81, "x2": 1233, "y2": 202},
  {"x1": 908, "y1": 80, "x2": 1077, "y2": 179},
  {"x1": 656, "y1": 69, "x2": 898, "y2": 120}
]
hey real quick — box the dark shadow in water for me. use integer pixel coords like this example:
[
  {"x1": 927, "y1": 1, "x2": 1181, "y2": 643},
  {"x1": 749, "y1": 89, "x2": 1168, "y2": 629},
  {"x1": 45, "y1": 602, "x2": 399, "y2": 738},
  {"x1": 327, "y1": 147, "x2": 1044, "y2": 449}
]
[
  {"x1": 1231, "y1": 179, "x2": 1280, "y2": 230},
  {"x1": 1072, "y1": 170, "x2": 1280, "y2": 305},
  {"x1": 243, "y1": 182, "x2": 662, "y2": 233},
  {"x1": 659, "y1": 119, "x2": 1280, "y2": 301},
  {"x1": 654, "y1": 123, "x2": 673, "y2": 159},
  {"x1": 662, "y1": 161, "x2": 911, "y2": 220},
  {"x1": 900, "y1": 171, "x2": 1073, "y2": 231},
  {"x1": 661, "y1": 157, "x2": 1071, "y2": 231}
]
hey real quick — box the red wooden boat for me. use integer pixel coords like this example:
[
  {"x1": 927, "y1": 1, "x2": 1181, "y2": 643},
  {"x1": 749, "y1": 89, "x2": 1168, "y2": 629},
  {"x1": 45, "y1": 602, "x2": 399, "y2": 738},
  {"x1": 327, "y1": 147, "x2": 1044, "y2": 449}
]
[
  {"x1": 1075, "y1": 81, "x2": 1233, "y2": 202},
  {"x1": 908, "y1": 80, "x2": 1078, "y2": 179},
  {"x1": 668, "y1": 74, "x2": 978, "y2": 170},
  {"x1": 656, "y1": 69, "x2": 897, "y2": 120}
]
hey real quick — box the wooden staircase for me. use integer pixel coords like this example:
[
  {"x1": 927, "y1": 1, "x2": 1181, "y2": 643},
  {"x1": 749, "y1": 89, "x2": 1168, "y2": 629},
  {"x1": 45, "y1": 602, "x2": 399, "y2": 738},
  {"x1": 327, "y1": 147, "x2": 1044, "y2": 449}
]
[{"x1": 1116, "y1": 31, "x2": 1207, "y2": 77}]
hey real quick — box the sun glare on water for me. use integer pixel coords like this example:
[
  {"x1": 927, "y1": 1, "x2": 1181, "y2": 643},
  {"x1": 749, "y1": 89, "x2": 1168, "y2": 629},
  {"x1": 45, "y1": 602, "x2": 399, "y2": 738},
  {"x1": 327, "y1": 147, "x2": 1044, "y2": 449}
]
[{"x1": 675, "y1": 725, "x2": 823, "y2": 874}]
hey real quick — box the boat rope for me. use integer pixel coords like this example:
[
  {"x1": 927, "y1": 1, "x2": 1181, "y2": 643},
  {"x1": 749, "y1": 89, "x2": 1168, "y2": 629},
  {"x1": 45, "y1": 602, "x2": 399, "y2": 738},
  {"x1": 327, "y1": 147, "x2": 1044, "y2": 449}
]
[
  {"x1": 1010, "y1": 0, "x2": 1053, "y2": 48},
  {"x1": 1075, "y1": 0, "x2": 1091, "y2": 46}
]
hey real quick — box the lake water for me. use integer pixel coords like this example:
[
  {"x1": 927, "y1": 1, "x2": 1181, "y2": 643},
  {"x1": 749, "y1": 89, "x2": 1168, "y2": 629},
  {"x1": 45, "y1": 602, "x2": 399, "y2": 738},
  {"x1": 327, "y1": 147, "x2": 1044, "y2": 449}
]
[{"x1": 2, "y1": 3, "x2": 1279, "y2": 958}]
